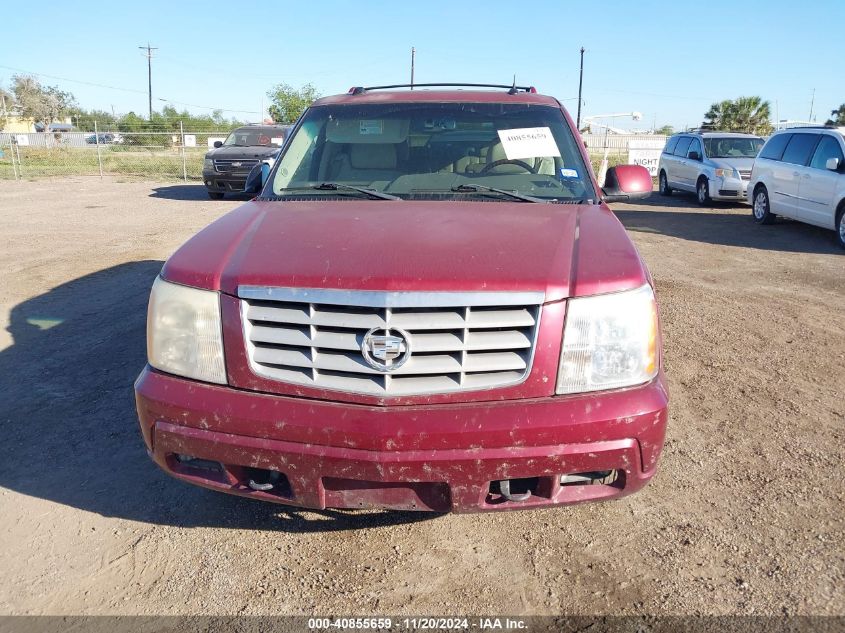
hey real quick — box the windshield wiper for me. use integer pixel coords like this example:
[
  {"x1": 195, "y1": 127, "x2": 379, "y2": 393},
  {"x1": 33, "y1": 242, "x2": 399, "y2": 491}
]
[
  {"x1": 450, "y1": 183, "x2": 546, "y2": 203},
  {"x1": 313, "y1": 182, "x2": 401, "y2": 201}
]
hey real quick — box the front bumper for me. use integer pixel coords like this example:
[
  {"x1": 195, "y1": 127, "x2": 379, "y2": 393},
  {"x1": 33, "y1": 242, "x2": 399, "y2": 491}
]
[
  {"x1": 202, "y1": 170, "x2": 248, "y2": 193},
  {"x1": 134, "y1": 367, "x2": 669, "y2": 513},
  {"x1": 709, "y1": 176, "x2": 749, "y2": 202}
]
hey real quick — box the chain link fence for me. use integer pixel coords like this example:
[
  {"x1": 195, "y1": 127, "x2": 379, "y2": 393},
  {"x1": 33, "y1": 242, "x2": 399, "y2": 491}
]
[
  {"x1": 0, "y1": 129, "x2": 670, "y2": 183},
  {"x1": 0, "y1": 128, "x2": 230, "y2": 181}
]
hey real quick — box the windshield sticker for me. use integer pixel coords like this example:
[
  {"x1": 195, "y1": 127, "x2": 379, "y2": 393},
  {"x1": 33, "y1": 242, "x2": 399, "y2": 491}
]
[
  {"x1": 497, "y1": 127, "x2": 561, "y2": 160},
  {"x1": 560, "y1": 168, "x2": 579, "y2": 179},
  {"x1": 359, "y1": 120, "x2": 384, "y2": 135}
]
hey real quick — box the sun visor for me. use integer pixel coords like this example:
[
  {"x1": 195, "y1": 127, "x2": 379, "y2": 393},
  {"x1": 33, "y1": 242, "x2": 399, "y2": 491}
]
[{"x1": 326, "y1": 118, "x2": 409, "y2": 144}]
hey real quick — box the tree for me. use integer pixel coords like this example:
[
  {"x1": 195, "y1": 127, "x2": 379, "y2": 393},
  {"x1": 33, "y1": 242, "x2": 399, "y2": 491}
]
[
  {"x1": 702, "y1": 96, "x2": 772, "y2": 135},
  {"x1": 654, "y1": 124, "x2": 674, "y2": 135},
  {"x1": 0, "y1": 86, "x2": 13, "y2": 130},
  {"x1": 11, "y1": 75, "x2": 76, "y2": 129},
  {"x1": 67, "y1": 108, "x2": 116, "y2": 131},
  {"x1": 267, "y1": 83, "x2": 320, "y2": 124},
  {"x1": 826, "y1": 104, "x2": 845, "y2": 126}
]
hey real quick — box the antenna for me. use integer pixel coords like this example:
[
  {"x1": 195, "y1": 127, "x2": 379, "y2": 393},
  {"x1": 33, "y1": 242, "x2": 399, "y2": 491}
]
[{"x1": 508, "y1": 75, "x2": 518, "y2": 95}]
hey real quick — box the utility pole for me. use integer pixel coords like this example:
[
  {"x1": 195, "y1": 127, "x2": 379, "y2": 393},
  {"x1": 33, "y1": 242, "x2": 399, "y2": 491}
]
[
  {"x1": 410, "y1": 47, "x2": 415, "y2": 89},
  {"x1": 576, "y1": 47, "x2": 585, "y2": 130},
  {"x1": 138, "y1": 43, "x2": 158, "y2": 120},
  {"x1": 808, "y1": 88, "x2": 815, "y2": 122}
]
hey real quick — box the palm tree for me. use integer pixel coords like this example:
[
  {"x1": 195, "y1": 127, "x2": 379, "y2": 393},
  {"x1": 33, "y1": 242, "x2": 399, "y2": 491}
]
[
  {"x1": 826, "y1": 104, "x2": 845, "y2": 126},
  {"x1": 703, "y1": 97, "x2": 772, "y2": 135}
]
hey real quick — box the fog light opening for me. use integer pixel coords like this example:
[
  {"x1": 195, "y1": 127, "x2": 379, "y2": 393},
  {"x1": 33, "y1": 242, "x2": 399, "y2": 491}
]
[{"x1": 560, "y1": 470, "x2": 618, "y2": 486}]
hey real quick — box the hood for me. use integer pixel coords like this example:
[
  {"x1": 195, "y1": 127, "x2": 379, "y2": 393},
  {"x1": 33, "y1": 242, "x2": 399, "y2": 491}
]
[
  {"x1": 709, "y1": 156, "x2": 756, "y2": 171},
  {"x1": 161, "y1": 200, "x2": 649, "y2": 302},
  {"x1": 204, "y1": 146, "x2": 280, "y2": 160}
]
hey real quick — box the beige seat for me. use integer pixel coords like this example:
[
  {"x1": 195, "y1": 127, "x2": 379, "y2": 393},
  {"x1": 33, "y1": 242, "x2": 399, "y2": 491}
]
[
  {"x1": 477, "y1": 141, "x2": 556, "y2": 175},
  {"x1": 333, "y1": 144, "x2": 399, "y2": 182}
]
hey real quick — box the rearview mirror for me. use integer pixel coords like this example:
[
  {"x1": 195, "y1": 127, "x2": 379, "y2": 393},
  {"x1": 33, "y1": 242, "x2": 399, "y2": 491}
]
[
  {"x1": 688, "y1": 150, "x2": 701, "y2": 161},
  {"x1": 602, "y1": 165, "x2": 652, "y2": 203},
  {"x1": 213, "y1": 140, "x2": 223, "y2": 148},
  {"x1": 243, "y1": 164, "x2": 266, "y2": 194},
  {"x1": 826, "y1": 157, "x2": 841, "y2": 172}
]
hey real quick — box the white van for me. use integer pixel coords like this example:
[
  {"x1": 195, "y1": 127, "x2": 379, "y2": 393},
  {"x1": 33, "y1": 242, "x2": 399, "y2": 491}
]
[{"x1": 747, "y1": 127, "x2": 845, "y2": 249}]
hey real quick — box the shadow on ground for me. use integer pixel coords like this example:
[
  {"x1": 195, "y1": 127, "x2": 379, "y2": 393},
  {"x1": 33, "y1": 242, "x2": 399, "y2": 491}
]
[
  {"x1": 615, "y1": 194, "x2": 842, "y2": 255},
  {"x1": 149, "y1": 184, "x2": 252, "y2": 202},
  {"x1": 0, "y1": 261, "x2": 437, "y2": 532}
]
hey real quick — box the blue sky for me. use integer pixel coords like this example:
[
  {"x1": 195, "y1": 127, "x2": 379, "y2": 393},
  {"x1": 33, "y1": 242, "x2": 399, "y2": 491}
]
[{"x1": 1, "y1": 0, "x2": 842, "y2": 129}]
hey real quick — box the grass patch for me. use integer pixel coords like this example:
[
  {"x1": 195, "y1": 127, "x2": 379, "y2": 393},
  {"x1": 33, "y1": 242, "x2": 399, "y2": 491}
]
[{"x1": 0, "y1": 147, "x2": 206, "y2": 181}]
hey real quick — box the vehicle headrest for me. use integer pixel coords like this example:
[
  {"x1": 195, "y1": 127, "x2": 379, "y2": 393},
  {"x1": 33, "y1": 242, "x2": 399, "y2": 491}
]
[{"x1": 349, "y1": 144, "x2": 397, "y2": 169}]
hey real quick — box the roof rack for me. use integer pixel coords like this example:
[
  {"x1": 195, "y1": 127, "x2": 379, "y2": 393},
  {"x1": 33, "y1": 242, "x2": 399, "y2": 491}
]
[
  {"x1": 347, "y1": 83, "x2": 538, "y2": 96},
  {"x1": 684, "y1": 127, "x2": 759, "y2": 135},
  {"x1": 779, "y1": 124, "x2": 839, "y2": 130}
]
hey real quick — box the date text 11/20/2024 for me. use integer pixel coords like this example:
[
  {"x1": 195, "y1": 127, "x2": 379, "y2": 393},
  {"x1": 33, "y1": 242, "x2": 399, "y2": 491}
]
[{"x1": 307, "y1": 617, "x2": 527, "y2": 630}]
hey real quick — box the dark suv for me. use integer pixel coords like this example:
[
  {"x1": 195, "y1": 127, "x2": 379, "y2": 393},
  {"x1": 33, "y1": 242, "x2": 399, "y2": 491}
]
[{"x1": 202, "y1": 125, "x2": 290, "y2": 199}]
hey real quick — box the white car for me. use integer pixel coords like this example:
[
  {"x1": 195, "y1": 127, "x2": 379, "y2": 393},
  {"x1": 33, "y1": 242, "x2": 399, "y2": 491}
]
[
  {"x1": 658, "y1": 132, "x2": 764, "y2": 205},
  {"x1": 747, "y1": 127, "x2": 845, "y2": 249}
]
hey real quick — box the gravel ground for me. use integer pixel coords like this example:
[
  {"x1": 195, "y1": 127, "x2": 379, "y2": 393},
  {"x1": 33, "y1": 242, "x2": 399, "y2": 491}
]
[{"x1": 0, "y1": 177, "x2": 842, "y2": 618}]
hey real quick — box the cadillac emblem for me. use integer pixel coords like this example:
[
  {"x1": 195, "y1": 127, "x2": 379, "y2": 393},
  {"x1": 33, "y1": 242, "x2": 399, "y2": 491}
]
[{"x1": 361, "y1": 328, "x2": 411, "y2": 371}]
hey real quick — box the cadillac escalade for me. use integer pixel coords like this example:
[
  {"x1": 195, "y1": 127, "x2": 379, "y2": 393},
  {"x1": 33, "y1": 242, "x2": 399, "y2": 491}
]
[{"x1": 135, "y1": 83, "x2": 668, "y2": 513}]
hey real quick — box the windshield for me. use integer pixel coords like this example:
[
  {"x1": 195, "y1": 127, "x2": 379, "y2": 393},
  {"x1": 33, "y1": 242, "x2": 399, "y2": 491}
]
[
  {"x1": 704, "y1": 137, "x2": 764, "y2": 158},
  {"x1": 269, "y1": 102, "x2": 595, "y2": 201},
  {"x1": 223, "y1": 127, "x2": 286, "y2": 147}
]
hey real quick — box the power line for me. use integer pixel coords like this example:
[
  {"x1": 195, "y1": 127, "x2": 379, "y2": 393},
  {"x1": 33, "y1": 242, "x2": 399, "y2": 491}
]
[
  {"x1": 0, "y1": 63, "x2": 259, "y2": 115},
  {"x1": 0, "y1": 64, "x2": 147, "y2": 94}
]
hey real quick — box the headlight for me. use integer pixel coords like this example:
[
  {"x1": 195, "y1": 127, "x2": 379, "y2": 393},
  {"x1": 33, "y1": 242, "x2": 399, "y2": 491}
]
[
  {"x1": 147, "y1": 277, "x2": 226, "y2": 384},
  {"x1": 556, "y1": 285, "x2": 658, "y2": 394},
  {"x1": 714, "y1": 168, "x2": 737, "y2": 179},
  {"x1": 203, "y1": 158, "x2": 214, "y2": 170}
]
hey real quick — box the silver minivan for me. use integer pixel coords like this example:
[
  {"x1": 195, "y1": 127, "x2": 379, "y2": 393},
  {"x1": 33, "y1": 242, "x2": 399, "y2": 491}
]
[{"x1": 658, "y1": 132, "x2": 764, "y2": 205}]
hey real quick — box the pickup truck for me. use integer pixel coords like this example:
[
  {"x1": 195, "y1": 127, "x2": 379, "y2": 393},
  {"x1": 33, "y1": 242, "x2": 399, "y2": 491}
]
[{"x1": 136, "y1": 83, "x2": 667, "y2": 513}]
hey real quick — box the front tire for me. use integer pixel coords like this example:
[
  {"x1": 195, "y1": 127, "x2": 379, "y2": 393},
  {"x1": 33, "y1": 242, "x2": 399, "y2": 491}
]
[
  {"x1": 659, "y1": 171, "x2": 672, "y2": 196},
  {"x1": 836, "y1": 205, "x2": 845, "y2": 250},
  {"x1": 207, "y1": 191, "x2": 225, "y2": 200},
  {"x1": 752, "y1": 186, "x2": 775, "y2": 225},
  {"x1": 696, "y1": 177, "x2": 711, "y2": 206}
]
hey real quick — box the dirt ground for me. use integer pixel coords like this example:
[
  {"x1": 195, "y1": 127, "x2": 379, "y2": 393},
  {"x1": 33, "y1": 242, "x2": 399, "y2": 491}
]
[{"x1": 0, "y1": 177, "x2": 842, "y2": 617}]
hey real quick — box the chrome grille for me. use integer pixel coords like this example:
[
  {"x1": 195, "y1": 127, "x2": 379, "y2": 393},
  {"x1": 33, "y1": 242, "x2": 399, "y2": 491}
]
[
  {"x1": 739, "y1": 169, "x2": 752, "y2": 180},
  {"x1": 214, "y1": 158, "x2": 259, "y2": 173},
  {"x1": 239, "y1": 287, "x2": 543, "y2": 396}
]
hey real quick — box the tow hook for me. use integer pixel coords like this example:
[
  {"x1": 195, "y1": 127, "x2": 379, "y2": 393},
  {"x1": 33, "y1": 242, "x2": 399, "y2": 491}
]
[
  {"x1": 248, "y1": 469, "x2": 281, "y2": 492},
  {"x1": 498, "y1": 479, "x2": 532, "y2": 502},
  {"x1": 248, "y1": 479, "x2": 274, "y2": 491}
]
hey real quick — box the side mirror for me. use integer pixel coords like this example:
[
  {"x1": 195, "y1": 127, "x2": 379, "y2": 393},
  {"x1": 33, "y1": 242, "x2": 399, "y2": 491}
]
[
  {"x1": 244, "y1": 164, "x2": 265, "y2": 194},
  {"x1": 213, "y1": 140, "x2": 223, "y2": 148},
  {"x1": 688, "y1": 150, "x2": 701, "y2": 161},
  {"x1": 826, "y1": 157, "x2": 841, "y2": 172},
  {"x1": 602, "y1": 165, "x2": 652, "y2": 203}
]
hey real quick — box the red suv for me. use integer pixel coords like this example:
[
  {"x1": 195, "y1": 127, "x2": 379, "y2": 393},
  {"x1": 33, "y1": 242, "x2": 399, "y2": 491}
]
[{"x1": 135, "y1": 83, "x2": 667, "y2": 513}]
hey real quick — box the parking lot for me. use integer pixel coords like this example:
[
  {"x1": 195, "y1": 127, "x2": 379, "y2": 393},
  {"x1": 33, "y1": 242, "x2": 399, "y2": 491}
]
[{"x1": 0, "y1": 177, "x2": 842, "y2": 616}]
